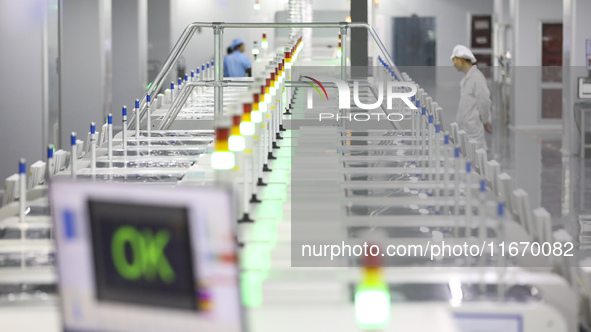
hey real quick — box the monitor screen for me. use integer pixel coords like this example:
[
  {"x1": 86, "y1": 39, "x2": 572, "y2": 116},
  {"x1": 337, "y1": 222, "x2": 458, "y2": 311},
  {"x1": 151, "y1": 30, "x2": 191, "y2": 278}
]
[
  {"x1": 88, "y1": 200, "x2": 197, "y2": 311},
  {"x1": 51, "y1": 181, "x2": 242, "y2": 332}
]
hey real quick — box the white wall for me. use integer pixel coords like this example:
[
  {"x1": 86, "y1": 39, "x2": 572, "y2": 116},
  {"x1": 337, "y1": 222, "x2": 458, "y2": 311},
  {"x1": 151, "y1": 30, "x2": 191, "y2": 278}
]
[
  {"x1": 0, "y1": 0, "x2": 45, "y2": 184},
  {"x1": 310, "y1": 0, "x2": 349, "y2": 11},
  {"x1": 168, "y1": 0, "x2": 284, "y2": 79},
  {"x1": 60, "y1": 0, "x2": 112, "y2": 148},
  {"x1": 148, "y1": 0, "x2": 171, "y2": 82},
  {"x1": 510, "y1": 0, "x2": 562, "y2": 130},
  {"x1": 569, "y1": 0, "x2": 591, "y2": 67},
  {"x1": 165, "y1": 0, "x2": 353, "y2": 80},
  {"x1": 112, "y1": 0, "x2": 147, "y2": 129},
  {"x1": 512, "y1": 0, "x2": 561, "y2": 67}
]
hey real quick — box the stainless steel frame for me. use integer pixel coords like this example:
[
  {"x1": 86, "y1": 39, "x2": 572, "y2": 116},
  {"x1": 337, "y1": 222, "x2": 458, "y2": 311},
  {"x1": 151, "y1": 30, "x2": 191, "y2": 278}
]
[
  {"x1": 127, "y1": 21, "x2": 402, "y2": 130},
  {"x1": 155, "y1": 79, "x2": 402, "y2": 131}
]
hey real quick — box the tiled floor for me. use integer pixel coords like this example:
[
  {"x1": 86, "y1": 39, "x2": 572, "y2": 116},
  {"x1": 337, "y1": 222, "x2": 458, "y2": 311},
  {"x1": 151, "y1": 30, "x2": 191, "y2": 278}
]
[
  {"x1": 485, "y1": 121, "x2": 591, "y2": 261},
  {"x1": 435, "y1": 78, "x2": 591, "y2": 246}
]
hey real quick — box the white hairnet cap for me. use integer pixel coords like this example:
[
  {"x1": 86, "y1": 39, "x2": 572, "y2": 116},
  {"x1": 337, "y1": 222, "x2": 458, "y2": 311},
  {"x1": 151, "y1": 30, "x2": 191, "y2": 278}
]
[{"x1": 450, "y1": 45, "x2": 477, "y2": 63}]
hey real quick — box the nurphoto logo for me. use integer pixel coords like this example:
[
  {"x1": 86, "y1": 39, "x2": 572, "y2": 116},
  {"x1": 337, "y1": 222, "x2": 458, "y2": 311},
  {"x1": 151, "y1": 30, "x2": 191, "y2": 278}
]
[{"x1": 304, "y1": 77, "x2": 417, "y2": 110}]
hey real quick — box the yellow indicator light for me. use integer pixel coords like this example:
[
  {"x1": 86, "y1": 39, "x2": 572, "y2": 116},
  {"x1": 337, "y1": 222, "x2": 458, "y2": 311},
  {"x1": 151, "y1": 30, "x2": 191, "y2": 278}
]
[
  {"x1": 211, "y1": 151, "x2": 235, "y2": 170},
  {"x1": 231, "y1": 125, "x2": 241, "y2": 136},
  {"x1": 214, "y1": 139, "x2": 229, "y2": 151}
]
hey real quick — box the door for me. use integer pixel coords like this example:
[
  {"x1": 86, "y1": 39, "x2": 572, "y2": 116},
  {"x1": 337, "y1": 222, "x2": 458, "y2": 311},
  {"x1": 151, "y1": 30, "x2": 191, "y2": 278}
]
[
  {"x1": 540, "y1": 22, "x2": 563, "y2": 120},
  {"x1": 392, "y1": 16, "x2": 436, "y2": 67},
  {"x1": 392, "y1": 16, "x2": 436, "y2": 87}
]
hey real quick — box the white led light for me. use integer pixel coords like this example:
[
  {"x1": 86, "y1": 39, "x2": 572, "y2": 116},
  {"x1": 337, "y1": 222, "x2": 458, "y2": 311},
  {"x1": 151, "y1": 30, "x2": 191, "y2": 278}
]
[
  {"x1": 355, "y1": 290, "x2": 390, "y2": 327},
  {"x1": 259, "y1": 102, "x2": 267, "y2": 113},
  {"x1": 229, "y1": 136, "x2": 246, "y2": 152},
  {"x1": 253, "y1": 3, "x2": 260, "y2": 10},
  {"x1": 251, "y1": 111, "x2": 263, "y2": 123},
  {"x1": 261, "y1": 41, "x2": 268, "y2": 49},
  {"x1": 211, "y1": 151, "x2": 235, "y2": 170},
  {"x1": 240, "y1": 122, "x2": 255, "y2": 135}
]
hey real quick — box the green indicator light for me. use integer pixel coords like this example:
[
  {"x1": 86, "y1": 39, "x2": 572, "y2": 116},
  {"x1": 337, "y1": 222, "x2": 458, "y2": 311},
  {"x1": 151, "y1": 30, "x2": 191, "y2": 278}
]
[
  {"x1": 257, "y1": 200, "x2": 283, "y2": 221},
  {"x1": 276, "y1": 148, "x2": 292, "y2": 157},
  {"x1": 111, "y1": 226, "x2": 175, "y2": 284},
  {"x1": 241, "y1": 244, "x2": 272, "y2": 270},
  {"x1": 146, "y1": 82, "x2": 152, "y2": 90},
  {"x1": 268, "y1": 169, "x2": 290, "y2": 184},
  {"x1": 260, "y1": 184, "x2": 287, "y2": 202},
  {"x1": 282, "y1": 138, "x2": 293, "y2": 147},
  {"x1": 241, "y1": 271, "x2": 264, "y2": 307},
  {"x1": 271, "y1": 158, "x2": 291, "y2": 170},
  {"x1": 251, "y1": 222, "x2": 278, "y2": 244}
]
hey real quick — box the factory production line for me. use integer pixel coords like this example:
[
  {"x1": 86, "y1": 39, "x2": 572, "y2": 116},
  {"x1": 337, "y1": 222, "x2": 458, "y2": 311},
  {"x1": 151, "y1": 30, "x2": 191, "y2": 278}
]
[{"x1": 0, "y1": 21, "x2": 585, "y2": 332}]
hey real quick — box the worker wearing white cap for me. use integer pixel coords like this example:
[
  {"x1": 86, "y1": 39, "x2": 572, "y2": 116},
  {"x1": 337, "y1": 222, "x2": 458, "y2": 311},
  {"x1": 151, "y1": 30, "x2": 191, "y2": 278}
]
[
  {"x1": 224, "y1": 38, "x2": 251, "y2": 77},
  {"x1": 451, "y1": 45, "x2": 493, "y2": 150}
]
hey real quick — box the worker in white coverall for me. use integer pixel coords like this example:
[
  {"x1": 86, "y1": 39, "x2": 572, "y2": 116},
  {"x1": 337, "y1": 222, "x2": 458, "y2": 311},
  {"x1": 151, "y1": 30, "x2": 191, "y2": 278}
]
[{"x1": 451, "y1": 45, "x2": 493, "y2": 150}]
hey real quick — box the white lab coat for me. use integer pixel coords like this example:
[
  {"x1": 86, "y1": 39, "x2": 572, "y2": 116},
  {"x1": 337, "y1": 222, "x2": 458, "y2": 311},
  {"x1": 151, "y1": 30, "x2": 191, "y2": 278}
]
[{"x1": 456, "y1": 66, "x2": 492, "y2": 151}]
